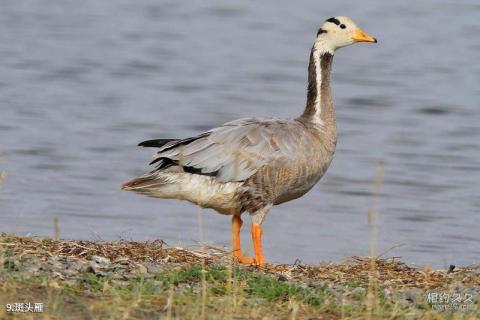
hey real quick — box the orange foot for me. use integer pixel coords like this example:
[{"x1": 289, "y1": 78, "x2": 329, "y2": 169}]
[
  {"x1": 251, "y1": 224, "x2": 265, "y2": 266},
  {"x1": 233, "y1": 252, "x2": 255, "y2": 264},
  {"x1": 232, "y1": 215, "x2": 266, "y2": 266},
  {"x1": 232, "y1": 215, "x2": 255, "y2": 265}
]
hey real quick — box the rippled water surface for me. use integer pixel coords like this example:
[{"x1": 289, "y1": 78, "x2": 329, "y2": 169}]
[{"x1": 1, "y1": 1, "x2": 479, "y2": 267}]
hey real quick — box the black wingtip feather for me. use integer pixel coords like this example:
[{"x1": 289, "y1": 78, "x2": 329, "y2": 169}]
[
  {"x1": 138, "y1": 139, "x2": 176, "y2": 148},
  {"x1": 149, "y1": 157, "x2": 165, "y2": 165}
]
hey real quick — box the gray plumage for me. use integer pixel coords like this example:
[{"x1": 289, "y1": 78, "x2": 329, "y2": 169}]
[
  {"x1": 123, "y1": 52, "x2": 337, "y2": 222},
  {"x1": 151, "y1": 118, "x2": 320, "y2": 182}
]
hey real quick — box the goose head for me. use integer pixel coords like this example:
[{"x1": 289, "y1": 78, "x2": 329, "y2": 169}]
[{"x1": 315, "y1": 16, "x2": 376, "y2": 53}]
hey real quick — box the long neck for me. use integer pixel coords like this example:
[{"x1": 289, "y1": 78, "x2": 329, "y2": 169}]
[{"x1": 298, "y1": 46, "x2": 335, "y2": 127}]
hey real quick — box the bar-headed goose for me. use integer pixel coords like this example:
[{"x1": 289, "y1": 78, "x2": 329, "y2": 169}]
[{"x1": 122, "y1": 16, "x2": 376, "y2": 265}]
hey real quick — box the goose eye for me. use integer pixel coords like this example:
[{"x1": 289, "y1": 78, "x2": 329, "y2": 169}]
[{"x1": 340, "y1": 24, "x2": 346, "y2": 29}]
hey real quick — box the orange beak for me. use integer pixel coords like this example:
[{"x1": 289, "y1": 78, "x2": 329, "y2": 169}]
[{"x1": 352, "y1": 27, "x2": 377, "y2": 43}]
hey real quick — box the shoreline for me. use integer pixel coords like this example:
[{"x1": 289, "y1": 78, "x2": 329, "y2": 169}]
[{"x1": 1, "y1": 233, "x2": 478, "y2": 319}]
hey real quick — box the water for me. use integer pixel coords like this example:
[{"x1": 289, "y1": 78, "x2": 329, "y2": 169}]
[{"x1": 1, "y1": 0, "x2": 479, "y2": 268}]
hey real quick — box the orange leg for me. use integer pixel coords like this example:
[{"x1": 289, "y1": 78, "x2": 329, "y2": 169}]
[
  {"x1": 251, "y1": 224, "x2": 265, "y2": 266},
  {"x1": 232, "y1": 215, "x2": 254, "y2": 264}
]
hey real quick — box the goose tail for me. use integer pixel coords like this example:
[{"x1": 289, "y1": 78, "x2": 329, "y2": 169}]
[{"x1": 121, "y1": 172, "x2": 170, "y2": 192}]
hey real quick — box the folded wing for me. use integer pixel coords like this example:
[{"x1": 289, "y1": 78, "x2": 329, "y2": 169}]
[{"x1": 142, "y1": 118, "x2": 302, "y2": 182}]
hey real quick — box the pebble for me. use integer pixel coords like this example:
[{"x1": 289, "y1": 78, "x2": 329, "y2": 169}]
[
  {"x1": 403, "y1": 288, "x2": 422, "y2": 303},
  {"x1": 349, "y1": 287, "x2": 366, "y2": 296},
  {"x1": 83, "y1": 262, "x2": 107, "y2": 277},
  {"x1": 277, "y1": 274, "x2": 288, "y2": 282},
  {"x1": 144, "y1": 262, "x2": 163, "y2": 274},
  {"x1": 131, "y1": 263, "x2": 148, "y2": 275},
  {"x1": 92, "y1": 255, "x2": 111, "y2": 265}
]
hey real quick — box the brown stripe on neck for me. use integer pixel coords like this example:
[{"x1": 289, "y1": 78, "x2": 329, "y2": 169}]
[{"x1": 299, "y1": 49, "x2": 333, "y2": 123}]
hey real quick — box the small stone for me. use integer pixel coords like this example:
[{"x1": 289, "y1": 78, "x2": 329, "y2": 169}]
[
  {"x1": 326, "y1": 287, "x2": 344, "y2": 297},
  {"x1": 111, "y1": 279, "x2": 129, "y2": 286},
  {"x1": 308, "y1": 281, "x2": 325, "y2": 289},
  {"x1": 144, "y1": 262, "x2": 163, "y2": 274},
  {"x1": 114, "y1": 257, "x2": 130, "y2": 264},
  {"x1": 83, "y1": 263, "x2": 95, "y2": 274},
  {"x1": 20, "y1": 253, "x2": 35, "y2": 261},
  {"x1": 277, "y1": 275, "x2": 288, "y2": 282},
  {"x1": 25, "y1": 264, "x2": 40, "y2": 274},
  {"x1": 4, "y1": 259, "x2": 19, "y2": 271},
  {"x1": 94, "y1": 270, "x2": 108, "y2": 277},
  {"x1": 403, "y1": 288, "x2": 422, "y2": 303},
  {"x1": 131, "y1": 263, "x2": 148, "y2": 275},
  {"x1": 47, "y1": 256, "x2": 61, "y2": 265},
  {"x1": 345, "y1": 287, "x2": 366, "y2": 298},
  {"x1": 92, "y1": 255, "x2": 111, "y2": 265},
  {"x1": 83, "y1": 262, "x2": 107, "y2": 277},
  {"x1": 62, "y1": 269, "x2": 77, "y2": 278},
  {"x1": 66, "y1": 260, "x2": 83, "y2": 272},
  {"x1": 51, "y1": 262, "x2": 64, "y2": 272}
]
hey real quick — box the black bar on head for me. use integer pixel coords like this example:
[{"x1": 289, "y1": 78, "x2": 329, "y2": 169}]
[
  {"x1": 317, "y1": 28, "x2": 327, "y2": 36},
  {"x1": 326, "y1": 17, "x2": 340, "y2": 25}
]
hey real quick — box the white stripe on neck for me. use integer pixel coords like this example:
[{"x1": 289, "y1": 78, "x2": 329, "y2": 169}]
[
  {"x1": 312, "y1": 42, "x2": 334, "y2": 125},
  {"x1": 312, "y1": 50, "x2": 322, "y2": 121}
]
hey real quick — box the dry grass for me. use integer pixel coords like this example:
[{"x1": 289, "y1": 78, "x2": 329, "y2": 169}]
[
  {"x1": 1, "y1": 233, "x2": 479, "y2": 290},
  {"x1": 0, "y1": 233, "x2": 479, "y2": 320},
  {"x1": 0, "y1": 234, "x2": 224, "y2": 266},
  {"x1": 2, "y1": 233, "x2": 480, "y2": 290}
]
